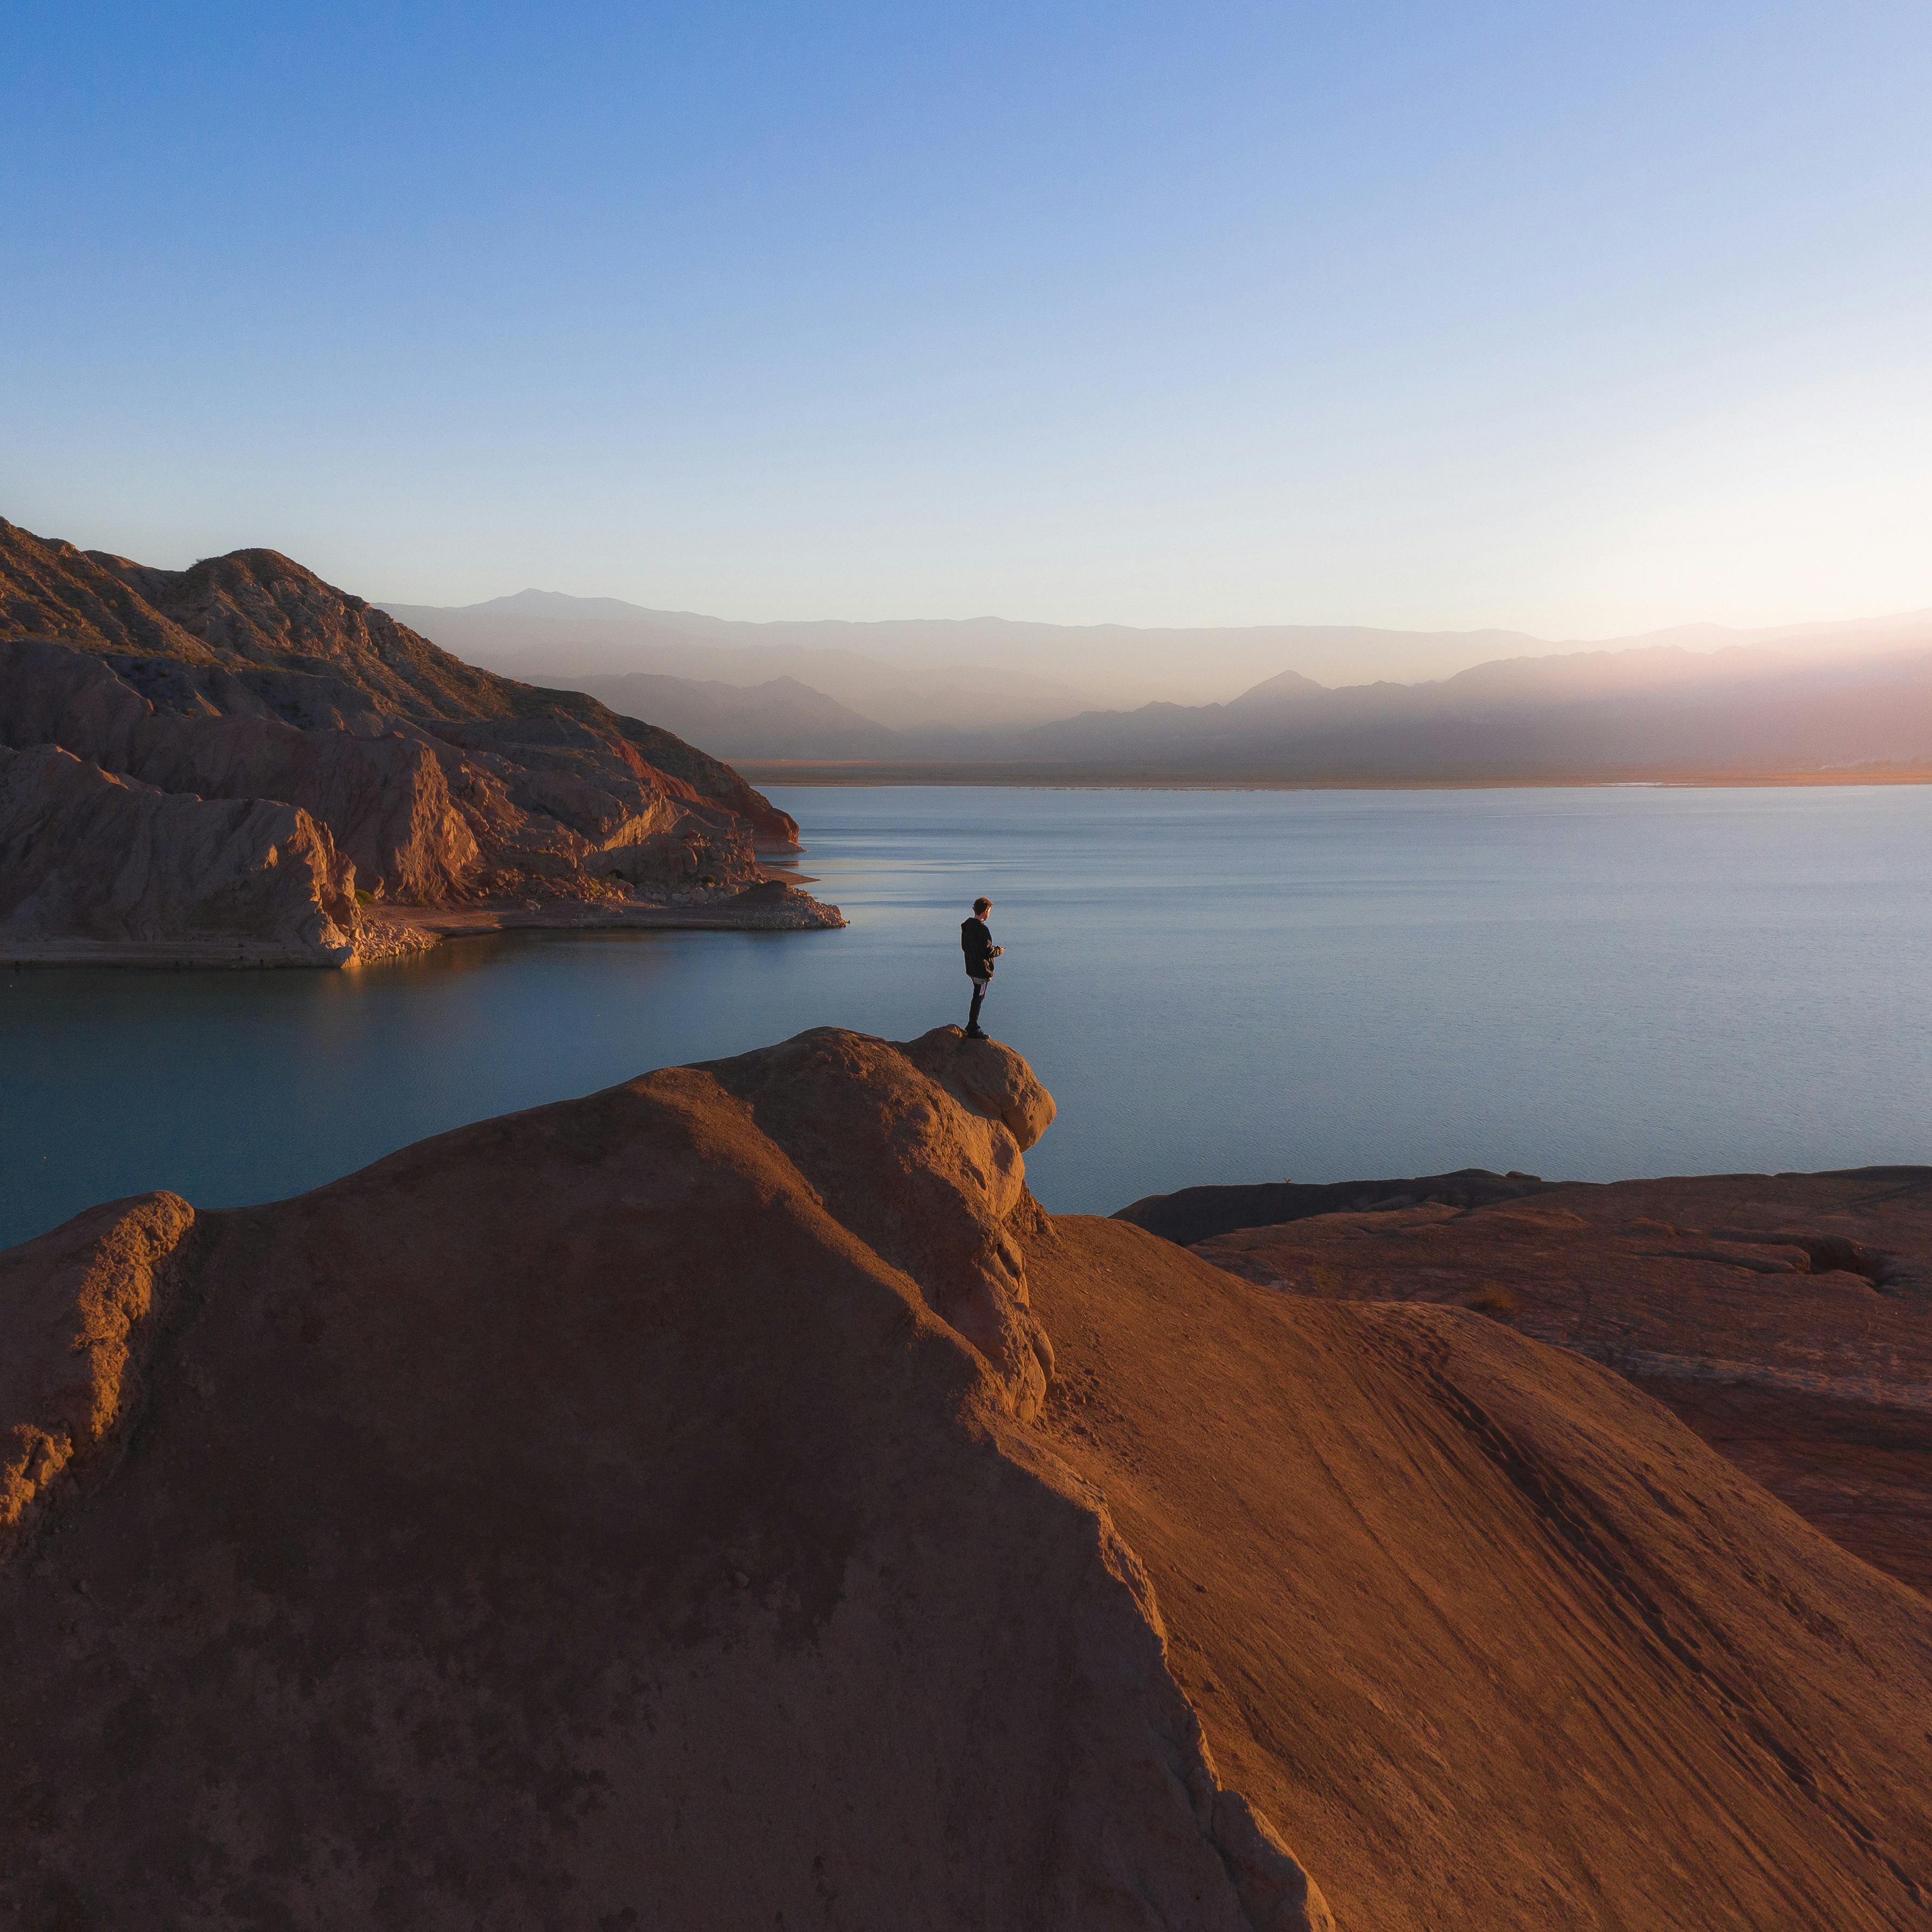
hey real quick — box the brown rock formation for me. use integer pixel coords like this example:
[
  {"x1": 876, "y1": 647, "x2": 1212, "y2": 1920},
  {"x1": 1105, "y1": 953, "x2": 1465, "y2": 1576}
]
[
  {"x1": 0, "y1": 1190, "x2": 197, "y2": 1565},
  {"x1": 0, "y1": 743, "x2": 364, "y2": 964},
  {"x1": 1028, "y1": 1217, "x2": 1932, "y2": 1929},
  {"x1": 2, "y1": 1032, "x2": 1928, "y2": 1929},
  {"x1": 1190, "y1": 1169, "x2": 1932, "y2": 1596},
  {"x1": 0, "y1": 519, "x2": 838, "y2": 963},
  {"x1": 0, "y1": 1027, "x2": 1326, "y2": 1930}
]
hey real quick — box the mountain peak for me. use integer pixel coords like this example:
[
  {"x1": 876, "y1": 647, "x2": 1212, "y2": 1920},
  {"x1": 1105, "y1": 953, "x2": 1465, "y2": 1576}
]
[
  {"x1": 1230, "y1": 665, "x2": 1326, "y2": 706},
  {"x1": 466, "y1": 588, "x2": 660, "y2": 619}
]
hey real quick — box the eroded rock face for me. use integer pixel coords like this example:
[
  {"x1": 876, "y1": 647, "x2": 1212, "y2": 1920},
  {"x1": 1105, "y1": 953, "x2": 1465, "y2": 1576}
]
[
  {"x1": 0, "y1": 1030, "x2": 1328, "y2": 1932},
  {"x1": 0, "y1": 1190, "x2": 197, "y2": 1564},
  {"x1": 0, "y1": 519, "x2": 825, "y2": 962},
  {"x1": 905, "y1": 1022, "x2": 1059, "y2": 1151},
  {"x1": 0, "y1": 744, "x2": 360, "y2": 963},
  {"x1": 700, "y1": 1027, "x2": 1061, "y2": 1418}
]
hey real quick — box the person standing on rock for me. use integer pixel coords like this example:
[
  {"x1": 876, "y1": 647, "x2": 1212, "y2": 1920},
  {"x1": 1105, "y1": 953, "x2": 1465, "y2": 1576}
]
[{"x1": 961, "y1": 896, "x2": 1003, "y2": 1039}]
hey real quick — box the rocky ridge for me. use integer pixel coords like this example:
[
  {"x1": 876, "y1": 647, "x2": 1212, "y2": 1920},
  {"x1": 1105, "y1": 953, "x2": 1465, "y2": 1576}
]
[
  {"x1": 3, "y1": 1030, "x2": 1928, "y2": 1928},
  {"x1": 0, "y1": 519, "x2": 840, "y2": 964}
]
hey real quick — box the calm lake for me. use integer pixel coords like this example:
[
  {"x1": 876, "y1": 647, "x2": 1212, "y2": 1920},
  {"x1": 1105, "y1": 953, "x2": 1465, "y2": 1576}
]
[{"x1": 6, "y1": 783, "x2": 1931, "y2": 1251}]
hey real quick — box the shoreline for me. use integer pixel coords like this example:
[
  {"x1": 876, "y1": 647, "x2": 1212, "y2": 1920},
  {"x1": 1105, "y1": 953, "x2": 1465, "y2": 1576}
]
[
  {"x1": 737, "y1": 760, "x2": 1932, "y2": 791},
  {"x1": 1, "y1": 882, "x2": 846, "y2": 971},
  {"x1": 364, "y1": 892, "x2": 845, "y2": 947}
]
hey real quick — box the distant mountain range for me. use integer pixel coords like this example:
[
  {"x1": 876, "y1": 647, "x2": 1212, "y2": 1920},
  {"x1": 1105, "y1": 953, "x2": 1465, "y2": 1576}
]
[
  {"x1": 563, "y1": 672, "x2": 905, "y2": 762},
  {"x1": 1011, "y1": 638, "x2": 1932, "y2": 779},
  {"x1": 383, "y1": 590, "x2": 1932, "y2": 778},
  {"x1": 378, "y1": 594, "x2": 1099, "y2": 734}
]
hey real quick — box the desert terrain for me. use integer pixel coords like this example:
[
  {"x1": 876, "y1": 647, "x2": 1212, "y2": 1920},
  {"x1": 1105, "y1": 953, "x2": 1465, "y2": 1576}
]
[
  {"x1": 2, "y1": 1031, "x2": 1927, "y2": 1929},
  {"x1": 1161, "y1": 1168, "x2": 1932, "y2": 1598}
]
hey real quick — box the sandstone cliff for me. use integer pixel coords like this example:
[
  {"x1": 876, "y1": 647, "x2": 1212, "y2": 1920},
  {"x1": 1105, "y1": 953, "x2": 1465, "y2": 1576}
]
[
  {"x1": 3, "y1": 1031, "x2": 1928, "y2": 1929},
  {"x1": 0, "y1": 744, "x2": 361, "y2": 964},
  {"x1": 0, "y1": 519, "x2": 839, "y2": 963}
]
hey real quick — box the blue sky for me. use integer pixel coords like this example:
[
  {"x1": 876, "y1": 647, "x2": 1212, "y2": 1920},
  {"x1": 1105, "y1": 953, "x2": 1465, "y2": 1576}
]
[{"x1": 4, "y1": 1, "x2": 1929, "y2": 645}]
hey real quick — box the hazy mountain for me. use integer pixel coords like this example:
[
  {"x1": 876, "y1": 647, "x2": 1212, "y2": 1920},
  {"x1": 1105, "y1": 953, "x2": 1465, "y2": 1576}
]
[
  {"x1": 575, "y1": 672, "x2": 906, "y2": 761},
  {"x1": 1227, "y1": 667, "x2": 1327, "y2": 708},
  {"x1": 384, "y1": 588, "x2": 1932, "y2": 713},
  {"x1": 378, "y1": 597, "x2": 1095, "y2": 733},
  {"x1": 383, "y1": 589, "x2": 1932, "y2": 775},
  {"x1": 1017, "y1": 637, "x2": 1932, "y2": 777}
]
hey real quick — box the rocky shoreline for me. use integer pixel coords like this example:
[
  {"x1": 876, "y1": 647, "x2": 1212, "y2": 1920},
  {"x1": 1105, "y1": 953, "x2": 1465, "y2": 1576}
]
[{"x1": 0, "y1": 877, "x2": 845, "y2": 969}]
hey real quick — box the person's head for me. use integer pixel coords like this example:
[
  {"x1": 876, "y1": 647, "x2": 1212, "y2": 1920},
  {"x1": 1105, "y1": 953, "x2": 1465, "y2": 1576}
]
[{"x1": 972, "y1": 896, "x2": 992, "y2": 919}]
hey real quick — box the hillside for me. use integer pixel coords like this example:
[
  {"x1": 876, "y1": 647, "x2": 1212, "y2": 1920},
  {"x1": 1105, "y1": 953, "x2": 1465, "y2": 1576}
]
[
  {"x1": 1174, "y1": 1167, "x2": 1932, "y2": 1597},
  {"x1": 381, "y1": 594, "x2": 1097, "y2": 733},
  {"x1": 0, "y1": 520, "x2": 838, "y2": 963},
  {"x1": 2, "y1": 1028, "x2": 1927, "y2": 1927}
]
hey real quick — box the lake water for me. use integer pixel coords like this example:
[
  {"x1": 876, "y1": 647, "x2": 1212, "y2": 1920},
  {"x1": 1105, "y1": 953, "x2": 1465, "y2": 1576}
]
[{"x1": 6, "y1": 784, "x2": 1931, "y2": 1251}]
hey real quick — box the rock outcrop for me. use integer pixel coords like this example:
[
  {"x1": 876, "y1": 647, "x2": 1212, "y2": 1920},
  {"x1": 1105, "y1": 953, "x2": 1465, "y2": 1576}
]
[
  {"x1": 1190, "y1": 1168, "x2": 1932, "y2": 1598},
  {"x1": 0, "y1": 520, "x2": 840, "y2": 963},
  {"x1": 0, "y1": 744, "x2": 363, "y2": 964},
  {"x1": 0, "y1": 1189, "x2": 198, "y2": 1565},
  {"x1": 0, "y1": 1027, "x2": 1327, "y2": 1930},
  {"x1": 2, "y1": 1032, "x2": 1928, "y2": 1929}
]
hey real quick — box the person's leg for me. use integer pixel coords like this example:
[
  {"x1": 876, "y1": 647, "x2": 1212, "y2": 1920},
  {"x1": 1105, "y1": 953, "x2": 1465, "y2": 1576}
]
[{"x1": 966, "y1": 978, "x2": 988, "y2": 1036}]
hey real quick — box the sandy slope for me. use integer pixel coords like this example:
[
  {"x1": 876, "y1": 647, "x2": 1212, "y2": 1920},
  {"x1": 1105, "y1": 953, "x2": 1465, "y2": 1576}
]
[
  {"x1": 1030, "y1": 1215, "x2": 1932, "y2": 1929},
  {"x1": 1189, "y1": 1172, "x2": 1932, "y2": 1596}
]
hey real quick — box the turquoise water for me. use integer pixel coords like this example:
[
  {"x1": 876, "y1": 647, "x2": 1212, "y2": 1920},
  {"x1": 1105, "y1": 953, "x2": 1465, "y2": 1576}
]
[{"x1": 6, "y1": 784, "x2": 1931, "y2": 1249}]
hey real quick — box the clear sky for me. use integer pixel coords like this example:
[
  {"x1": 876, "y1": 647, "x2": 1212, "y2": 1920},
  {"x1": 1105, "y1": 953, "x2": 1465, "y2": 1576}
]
[{"x1": 5, "y1": 1, "x2": 1930, "y2": 649}]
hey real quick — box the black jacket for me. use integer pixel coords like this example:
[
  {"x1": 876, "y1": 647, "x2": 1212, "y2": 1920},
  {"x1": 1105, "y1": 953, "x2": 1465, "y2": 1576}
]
[{"x1": 961, "y1": 916, "x2": 996, "y2": 978}]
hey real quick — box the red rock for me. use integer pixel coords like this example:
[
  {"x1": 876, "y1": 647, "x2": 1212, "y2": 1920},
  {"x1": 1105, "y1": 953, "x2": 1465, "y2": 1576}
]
[
  {"x1": 0, "y1": 743, "x2": 364, "y2": 964},
  {"x1": 1190, "y1": 1169, "x2": 1932, "y2": 1595},
  {"x1": 0, "y1": 519, "x2": 836, "y2": 962},
  {"x1": 0, "y1": 1027, "x2": 1327, "y2": 1929},
  {"x1": 0, "y1": 1189, "x2": 196, "y2": 1562},
  {"x1": 1, "y1": 1034, "x2": 1927, "y2": 1928}
]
